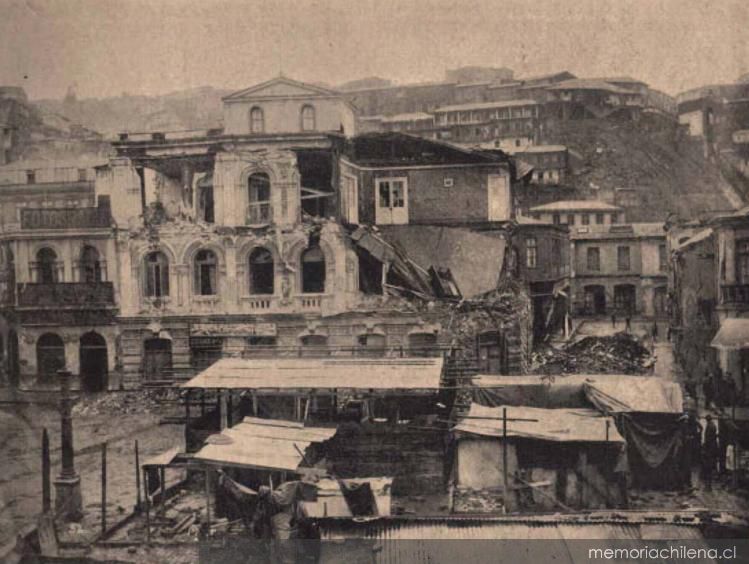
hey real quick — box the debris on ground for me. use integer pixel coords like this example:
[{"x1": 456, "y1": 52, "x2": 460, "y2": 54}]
[
  {"x1": 452, "y1": 487, "x2": 505, "y2": 514},
  {"x1": 71, "y1": 389, "x2": 181, "y2": 417},
  {"x1": 532, "y1": 332, "x2": 654, "y2": 375}
]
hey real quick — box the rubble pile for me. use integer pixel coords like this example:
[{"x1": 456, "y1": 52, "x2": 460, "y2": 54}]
[
  {"x1": 71, "y1": 389, "x2": 181, "y2": 417},
  {"x1": 532, "y1": 332, "x2": 654, "y2": 375},
  {"x1": 452, "y1": 487, "x2": 505, "y2": 514}
]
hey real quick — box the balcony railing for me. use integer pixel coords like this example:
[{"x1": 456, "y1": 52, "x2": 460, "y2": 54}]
[
  {"x1": 246, "y1": 202, "x2": 272, "y2": 225},
  {"x1": 721, "y1": 284, "x2": 749, "y2": 304},
  {"x1": 17, "y1": 282, "x2": 115, "y2": 308},
  {"x1": 21, "y1": 207, "x2": 111, "y2": 230}
]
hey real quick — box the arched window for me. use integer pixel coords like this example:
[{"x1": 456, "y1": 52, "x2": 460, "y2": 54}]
[
  {"x1": 250, "y1": 107, "x2": 264, "y2": 133},
  {"x1": 247, "y1": 172, "x2": 271, "y2": 224},
  {"x1": 249, "y1": 247, "x2": 274, "y2": 295},
  {"x1": 301, "y1": 245, "x2": 326, "y2": 293},
  {"x1": 80, "y1": 245, "x2": 102, "y2": 283},
  {"x1": 37, "y1": 333, "x2": 65, "y2": 378},
  {"x1": 37, "y1": 248, "x2": 59, "y2": 284},
  {"x1": 194, "y1": 249, "x2": 218, "y2": 296},
  {"x1": 144, "y1": 251, "x2": 169, "y2": 298},
  {"x1": 301, "y1": 105, "x2": 316, "y2": 131}
]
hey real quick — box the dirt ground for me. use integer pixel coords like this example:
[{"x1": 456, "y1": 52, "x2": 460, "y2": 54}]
[{"x1": 0, "y1": 391, "x2": 183, "y2": 550}]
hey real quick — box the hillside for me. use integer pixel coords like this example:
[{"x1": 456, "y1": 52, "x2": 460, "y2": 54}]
[
  {"x1": 35, "y1": 86, "x2": 232, "y2": 136},
  {"x1": 522, "y1": 115, "x2": 744, "y2": 222}
]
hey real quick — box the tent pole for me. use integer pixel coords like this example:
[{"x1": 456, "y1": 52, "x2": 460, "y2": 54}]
[{"x1": 502, "y1": 407, "x2": 508, "y2": 514}]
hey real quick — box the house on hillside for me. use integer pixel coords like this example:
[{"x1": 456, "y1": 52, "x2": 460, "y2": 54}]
[{"x1": 570, "y1": 222, "x2": 668, "y2": 318}]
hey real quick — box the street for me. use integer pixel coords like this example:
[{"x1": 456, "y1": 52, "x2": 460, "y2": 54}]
[{"x1": 0, "y1": 392, "x2": 183, "y2": 550}]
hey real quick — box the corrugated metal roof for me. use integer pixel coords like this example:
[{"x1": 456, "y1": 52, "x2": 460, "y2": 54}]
[
  {"x1": 454, "y1": 403, "x2": 623, "y2": 443},
  {"x1": 193, "y1": 417, "x2": 337, "y2": 471},
  {"x1": 183, "y1": 357, "x2": 444, "y2": 391}
]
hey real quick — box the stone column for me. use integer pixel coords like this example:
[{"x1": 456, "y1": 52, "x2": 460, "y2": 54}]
[{"x1": 54, "y1": 370, "x2": 83, "y2": 521}]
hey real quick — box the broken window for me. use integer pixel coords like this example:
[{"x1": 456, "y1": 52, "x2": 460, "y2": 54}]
[
  {"x1": 247, "y1": 172, "x2": 271, "y2": 224},
  {"x1": 197, "y1": 175, "x2": 214, "y2": 223},
  {"x1": 357, "y1": 334, "x2": 386, "y2": 357},
  {"x1": 587, "y1": 247, "x2": 600, "y2": 271},
  {"x1": 301, "y1": 245, "x2": 326, "y2": 293},
  {"x1": 80, "y1": 245, "x2": 102, "y2": 283},
  {"x1": 250, "y1": 107, "x2": 264, "y2": 133},
  {"x1": 248, "y1": 247, "x2": 274, "y2": 295},
  {"x1": 526, "y1": 237, "x2": 538, "y2": 268},
  {"x1": 357, "y1": 250, "x2": 383, "y2": 295},
  {"x1": 144, "y1": 251, "x2": 170, "y2": 298},
  {"x1": 617, "y1": 246, "x2": 631, "y2": 271},
  {"x1": 301, "y1": 105, "x2": 316, "y2": 131},
  {"x1": 36, "y1": 247, "x2": 59, "y2": 284},
  {"x1": 194, "y1": 249, "x2": 218, "y2": 296},
  {"x1": 477, "y1": 331, "x2": 508, "y2": 374}
]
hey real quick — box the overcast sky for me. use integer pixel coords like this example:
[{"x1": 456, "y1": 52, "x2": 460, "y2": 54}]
[{"x1": 1, "y1": 0, "x2": 748, "y2": 101}]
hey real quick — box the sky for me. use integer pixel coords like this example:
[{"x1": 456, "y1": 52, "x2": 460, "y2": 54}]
[{"x1": 1, "y1": 0, "x2": 748, "y2": 101}]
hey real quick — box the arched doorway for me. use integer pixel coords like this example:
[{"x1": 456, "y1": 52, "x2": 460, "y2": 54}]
[
  {"x1": 36, "y1": 333, "x2": 65, "y2": 380},
  {"x1": 7, "y1": 330, "x2": 19, "y2": 387},
  {"x1": 79, "y1": 332, "x2": 108, "y2": 392},
  {"x1": 143, "y1": 338, "x2": 173, "y2": 381}
]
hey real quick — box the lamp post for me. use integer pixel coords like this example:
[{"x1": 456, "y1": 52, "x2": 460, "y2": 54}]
[{"x1": 54, "y1": 370, "x2": 83, "y2": 521}]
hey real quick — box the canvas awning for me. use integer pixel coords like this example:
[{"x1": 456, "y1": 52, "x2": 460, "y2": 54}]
[
  {"x1": 453, "y1": 403, "x2": 623, "y2": 443},
  {"x1": 193, "y1": 417, "x2": 337, "y2": 472},
  {"x1": 583, "y1": 378, "x2": 684, "y2": 414},
  {"x1": 182, "y1": 357, "x2": 444, "y2": 393},
  {"x1": 711, "y1": 318, "x2": 749, "y2": 350}
]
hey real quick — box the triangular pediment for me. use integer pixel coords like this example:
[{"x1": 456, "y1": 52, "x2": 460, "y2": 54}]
[{"x1": 224, "y1": 76, "x2": 339, "y2": 101}]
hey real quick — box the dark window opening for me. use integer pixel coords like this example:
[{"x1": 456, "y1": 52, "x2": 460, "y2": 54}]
[
  {"x1": 357, "y1": 250, "x2": 383, "y2": 294},
  {"x1": 477, "y1": 331, "x2": 508, "y2": 374},
  {"x1": 249, "y1": 247, "x2": 274, "y2": 294},
  {"x1": 80, "y1": 245, "x2": 102, "y2": 283},
  {"x1": 357, "y1": 334, "x2": 386, "y2": 357},
  {"x1": 37, "y1": 333, "x2": 65, "y2": 378},
  {"x1": 297, "y1": 150, "x2": 334, "y2": 219},
  {"x1": 37, "y1": 247, "x2": 58, "y2": 284},
  {"x1": 194, "y1": 249, "x2": 218, "y2": 296},
  {"x1": 245, "y1": 336, "x2": 277, "y2": 357},
  {"x1": 143, "y1": 338, "x2": 172, "y2": 381},
  {"x1": 301, "y1": 245, "x2": 326, "y2": 293},
  {"x1": 144, "y1": 251, "x2": 170, "y2": 297},
  {"x1": 198, "y1": 177, "x2": 214, "y2": 223},
  {"x1": 26, "y1": 170, "x2": 36, "y2": 184}
]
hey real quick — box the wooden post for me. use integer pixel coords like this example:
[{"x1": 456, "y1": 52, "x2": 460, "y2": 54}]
[
  {"x1": 135, "y1": 440, "x2": 141, "y2": 511},
  {"x1": 227, "y1": 391, "x2": 233, "y2": 428},
  {"x1": 143, "y1": 468, "x2": 150, "y2": 543},
  {"x1": 160, "y1": 467, "x2": 166, "y2": 513},
  {"x1": 252, "y1": 391, "x2": 258, "y2": 416},
  {"x1": 219, "y1": 389, "x2": 228, "y2": 430},
  {"x1": 101, "y1": 442, "x2": 107, "y2": 534},
  {"x1": 204, "y1": 469, "x2": 211, "y2": 528},
  {"x1": 605, "y1": 420, "x2": 610, "y2": 442},
  {"x1": 201, "y1": 389, "x2": 206, "y2": 417},
  {"x1": 42, "y1": 428, "x2": 51, "y2": 513},
  {"x1": 185, "y1": 390, "x2": 191, "y2": 423},
  {"x1": 502, "y1": 407, "x2": 509, "y2": 514}
]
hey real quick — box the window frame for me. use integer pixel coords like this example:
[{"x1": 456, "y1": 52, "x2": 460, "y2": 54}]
[
  {"x1": 526, "y1": 236, "x2": 538, "y2": 269},
  {"x1": 300, "y1": 104, "x2": 316, "y2": 131},
  {"x1": 587, "y1": 247, "x2": 601, "y2": 271},
  {"x1": 144, "y1": 251, "x2": 170, "y2": 298},
  {"x1": 249, "y1": 106, "x2": 265, "y2": 134},
  {"x1": 193, "y1": 249, "x2": 218, "y2": 296},
  {"x1": 248, "y1": 247, "x2": 275, "y2": 295},
  {"x1": 617, "y1": 245, "x2": 631, "y2": 272},
  {"x1": 300, "y1": 244, "x2": 326, "y2": 294}
]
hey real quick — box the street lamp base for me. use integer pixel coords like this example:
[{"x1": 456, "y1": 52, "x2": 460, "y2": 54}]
[{"x1": 54, "y1": 474, "x2": 83, "y2": 522}]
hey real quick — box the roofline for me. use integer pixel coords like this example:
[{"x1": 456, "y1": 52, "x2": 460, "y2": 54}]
[{"x1": 222, "y1": 76, "x2": 341, "y2": 101}]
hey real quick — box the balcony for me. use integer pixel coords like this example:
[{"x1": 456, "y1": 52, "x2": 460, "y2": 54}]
[
  {"x1": 721, "y1": 284, "x2": 749, "y2": 305},
  {"x1": 21, "y1": 204, "x2": 112, "y2": 230},
  {"x1": 297, "y1": 295, "x2": 324, "y2": 310},
  {"x1": 246, "y1": 202, "x2": 272, "y2": 226},
  {"x1": 17, "y1": 282, "x2": 116, "y2": 308}
]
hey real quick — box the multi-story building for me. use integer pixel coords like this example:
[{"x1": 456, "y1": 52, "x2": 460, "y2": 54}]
[
  {"x1": 432, "y1": 99, "x2": 541, "y2": 146},
  {"x1": 513, "y1": 145, "x2": 568, "y2": 185},
  {"x1": 672, "y1": 208, "x2": 749, "y2": 404},
  {"x1": 527, "y1": 200, "x2": 624, "y2": 227},
  {"x1": 544, "y1": 79, "x2": 644, "y2": 121},
  {"x1": 570, "y1": 222, "x2": 668, "y2": 317},
  {"x1": 0, "y1": 159, "x2": 117, "y2": 390}
]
